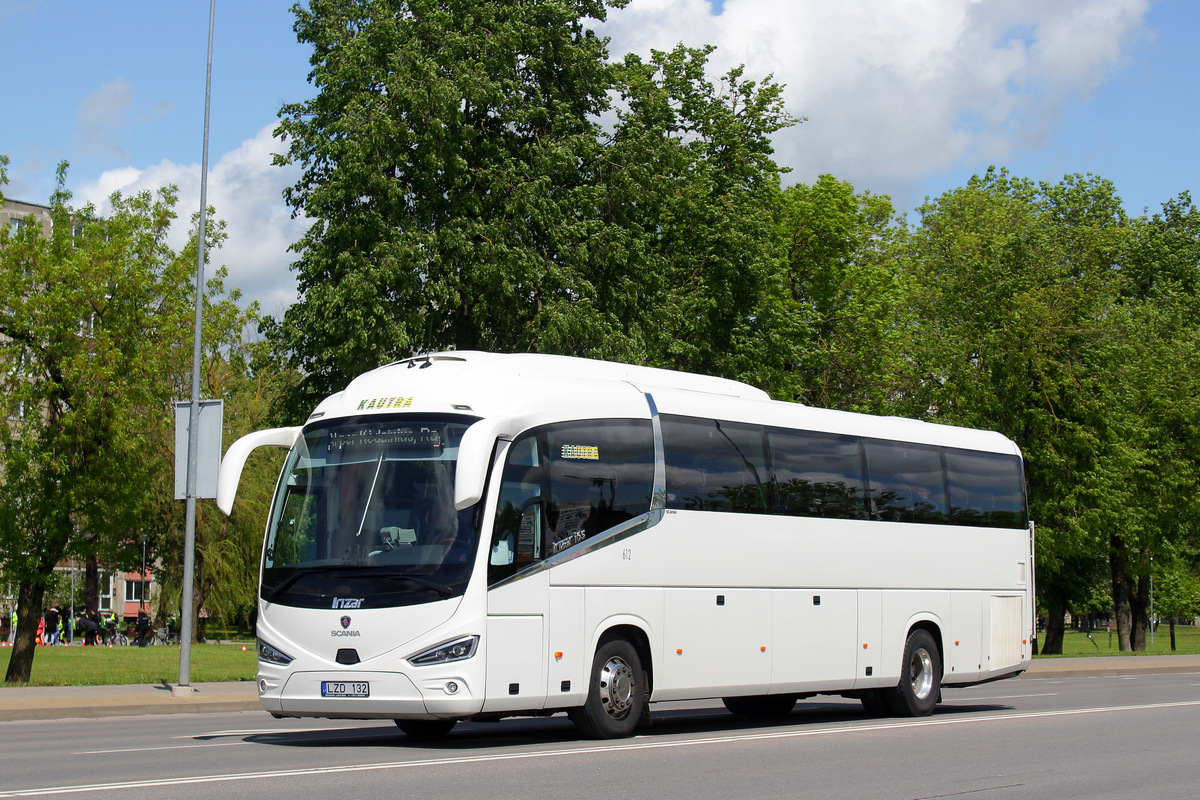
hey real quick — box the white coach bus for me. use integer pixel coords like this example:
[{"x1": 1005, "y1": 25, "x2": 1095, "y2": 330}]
[{"x1": 218, "y1": 351, "x2": 1033, "y2": 740}]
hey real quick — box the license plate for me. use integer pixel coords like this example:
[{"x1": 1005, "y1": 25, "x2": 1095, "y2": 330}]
[{"x1": 321, "y1": 681, "x2": 369, "y2": 698}]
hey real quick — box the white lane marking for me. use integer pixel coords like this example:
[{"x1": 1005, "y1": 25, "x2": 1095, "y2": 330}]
[
  {"x1": 950, "y1": 692, "x2": 1058, "y2": 701},
  {"x1": 11, "y1": 699, "x2": 1200, "y2": 798},
  {"x1": 173, "y1": 727, "x2": 348, "y2": 738},
  {"x1": 79, "y1": 742, "x2": 247, "y2": 755},
  {"x1": 84, "y1": 727, "x2": 388, "y2": 754}
]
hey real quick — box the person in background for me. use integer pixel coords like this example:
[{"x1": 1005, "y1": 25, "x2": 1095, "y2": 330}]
[
  {"x1": 63, "y1": 608, "x2": 73, "y2": 645},
  {"x1": 83, "y1": 610, "x2": 100, "y2": 646},
  {"x1": 7, "y1": 608, "x2": 16, "y2": 645},
  {"x1": 135, "y1": 609, "x2": 151, "y2": 647}
]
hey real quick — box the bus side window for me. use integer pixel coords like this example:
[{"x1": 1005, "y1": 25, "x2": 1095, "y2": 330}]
[
  {"x1": 489, "y1": 437, "x2": 544, "y2": 582},
  {"x1": 769, "y1": 429, "x2": 867, "y2": 519},
  {"x1": 662, "y1": 416, "x2": 767, "y2": 513},
  {"x1": 542, "y1": 419, "x2": 653, "y2": 551},
  {"x1": 864, "y1": 440, "x2": 948, "y2": 524},
  {"x1": 945, "y1": 449, "x2": 1027, "y2": 528}
]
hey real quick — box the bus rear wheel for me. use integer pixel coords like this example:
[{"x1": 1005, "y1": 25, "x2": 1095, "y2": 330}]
[
  {"x1": 395, "y1": 718, "x2": 456, "y2": 741},
  {"x1": 885, "y1": 629, "x2": 941, "y2": 717},
  {"x1": 722, "y1": 694, "x2": 797, "y2": 719},
  {"x1": 569, "y1": 638, "x2": 645, "y2": 739}
]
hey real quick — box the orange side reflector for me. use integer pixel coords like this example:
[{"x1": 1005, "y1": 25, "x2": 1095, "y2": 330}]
[
  {"x1": 554, "y1": 652, "x2": 563, "y2": 659},
  {"x1": 760, "y1": 646, "x2": 767, "y2": 652},
  {"x1": 954, "y1": 640, "x2": 960, "y2": 646},
  {"x1": 862, "y1": 643, "x2": 869, "y2": 649},
  {"x1": 676, "y1": 648, "x2": 684, "y2": 655}
]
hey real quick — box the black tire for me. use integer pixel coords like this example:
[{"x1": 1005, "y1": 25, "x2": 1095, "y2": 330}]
[
  {"x1": 859, "y1": 688, "x2": 891, "y2": 716},
  {"x1": 394, "y1": 718, "x2": 457, "y2": 741},
  {"x1": 885, "y1": 629, "x2": 941, "y2": 717},
  {"x1": 722, "y1": 694, "x2": 798, "y2": 719},
  {"x1": 569, "y1": 638, "x2": 645, "y2": 739}
]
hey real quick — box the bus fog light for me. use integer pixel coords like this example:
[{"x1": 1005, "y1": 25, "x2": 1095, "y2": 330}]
[
  {"x1": 445, "y1": 681, "x2": 459, "y2": 694},
  {"x1": 259, "y1": 680, "x2": 268, "y2": 694}
]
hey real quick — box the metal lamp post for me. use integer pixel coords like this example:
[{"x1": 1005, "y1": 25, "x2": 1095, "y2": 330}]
[{"x1": 175, "y1": 0, "x2": 215, "y2": 698}]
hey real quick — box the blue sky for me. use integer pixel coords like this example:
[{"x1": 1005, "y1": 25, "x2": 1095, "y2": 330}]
[{"x1": 2, "y1": 0, "x2": 1196, "y2": 312}]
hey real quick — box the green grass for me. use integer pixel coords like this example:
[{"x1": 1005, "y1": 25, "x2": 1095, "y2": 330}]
[
  {"x1": 0, "y1": 643, "x2": 258, "y2": 687},
  {"x1": 1036, "y1": 623, "x2": 1200, "y2": 657}
]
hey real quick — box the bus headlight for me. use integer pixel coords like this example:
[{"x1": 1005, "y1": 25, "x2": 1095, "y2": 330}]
[
  {"x1": 257, "y1": 639, "x2": 294, "y2": 666},
  {"x1": 407, "y1": 635, "x2": 479, "y2": 666}
]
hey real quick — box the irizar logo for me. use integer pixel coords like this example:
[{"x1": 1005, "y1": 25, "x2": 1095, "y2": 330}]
[{"x1": 332, "y1": 597, "x2": 363, "y2": 609}]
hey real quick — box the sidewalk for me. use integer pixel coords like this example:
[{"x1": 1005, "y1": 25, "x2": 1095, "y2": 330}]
[
  {"x1": 3, "y1": 654, "x2": 1200, "y2": 722},
  {"x1": 0, "y1": 680, "x2": 259, "y2": 722}
]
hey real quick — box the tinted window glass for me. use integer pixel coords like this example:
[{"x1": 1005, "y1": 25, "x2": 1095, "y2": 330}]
[
  {"x1": 864, "y1": 441, "x2": 948, "y2": 524},
  {"x1": 261, "y1": 415, "x2": 479, "y2": 609},
  {"x1": 490, "y1": 436, "x2": 544, "y2": 584},
  {"x1": 945, "y1": 449, "x2": 1027, "y2": 528},
  {"x1": 542, "y1": 420, "x2": 655, "y2": 553},
  {"x1": 663, "y1": 416, "x2": 768, "y2": 513},
  {"x1": 489, "y1": 420, "x2": 653, "y2": 584},
  {"x1": 769, "y1": 429, "x2": 866, "y2": 519}
]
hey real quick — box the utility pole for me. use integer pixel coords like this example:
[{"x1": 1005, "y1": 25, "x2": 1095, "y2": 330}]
[{"x1": 175, "y1": 0, "x2": 215, "y2": 698}]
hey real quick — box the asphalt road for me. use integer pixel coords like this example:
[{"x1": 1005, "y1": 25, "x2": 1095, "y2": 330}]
[{"x1": 3, "y1": 669, "x2": 1200, "y2": 799}]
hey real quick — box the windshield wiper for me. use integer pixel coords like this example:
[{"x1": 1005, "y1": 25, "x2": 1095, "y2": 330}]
[
  {"x1": 374, "y1": 573, "x2": 455, "y2": 598},
  {"x1": 264, "y1": 566, "x2": 357, "y2": 598}
]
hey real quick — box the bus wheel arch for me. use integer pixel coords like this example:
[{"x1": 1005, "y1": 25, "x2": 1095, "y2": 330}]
[
  {"x1": 885, "y1": 624, "x2": 943, "y2": 717},
  {"x1": 569, "y1": 624, "x2": 652, "y2": 739}
]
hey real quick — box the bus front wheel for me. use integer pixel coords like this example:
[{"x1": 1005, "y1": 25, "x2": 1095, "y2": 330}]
[
  {"x1": 569, "y1": 639, "x2": 645, "y2": 739},
  {"x1": 885, "y1": 629, "x2": 941, "y2": 717}
]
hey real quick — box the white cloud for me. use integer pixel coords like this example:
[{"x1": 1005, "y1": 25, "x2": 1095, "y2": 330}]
[
  {"x1": 72, "y1": 80, "x2": 135, "y2": 162},
  {"x1": 78, "y1": 124, "x2": 305, "y2": 319},
  {"x1": 600, "y1": 0, "x2": 1151, "y2": 205}
]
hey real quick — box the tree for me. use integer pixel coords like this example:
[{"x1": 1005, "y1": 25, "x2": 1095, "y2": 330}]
[
  {"x1": 606, "y1": 45, "x2": 796, "y2": 384},
  {"x1": 1105, "y1": 193, "x2": 1200, "y2": 649},
  {"x1": 270, "y1": 0, "x2": 645, "y2": 414},
  {"x1": 0, "y1": 164, "x2": 233, "y2": 681},
  {"x1": 268, "y1": 2, "x2": 798, "y2": 414},
  {"x1": 145, "y1": 294, "x2": 296, "y2": 643},
  {"x1": 1151, "y1": 540, "x2": 1200, "y2": 651},
  {"x1": 908, "y1": 169, "x2": 1128, "y2": 653},
  {"x1": 764, "y1": 175, "x2": 911, "y2": 411}
]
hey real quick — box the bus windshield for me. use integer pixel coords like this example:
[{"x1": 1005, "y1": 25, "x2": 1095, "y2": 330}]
[{"x1": 260, "y1": 415, "x2": 480, "y2": 608}]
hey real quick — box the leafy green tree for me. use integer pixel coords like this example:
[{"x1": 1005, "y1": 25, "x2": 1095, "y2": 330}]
[
  {"x1": 1105, "y1": 194, "x2": 1200, "y2": 649},
  {"x1": 0, "y1": 165, "x2": 234, "y2": 681},
  {"x1": 269, "y1": 3, "x2": 796, "y2": 414},
  {"x1": 607, "y1": 45, "x2": 795, "y2": 383},
  {"x1": 764, "y1": 175, "x2": 911, "y2": 410},
  {"x1": 1152, "y1": 539, "x2": 1200, "y2": 651},
  {"x1": 908, "y1": 169, "x2": 1128, "y2": 653},
  {"x1": 269, "y1": 0, "x2": 644, "y2": 413},
  {"x1": 147, "y1": 297, "x2": 296, "y2": 643}
]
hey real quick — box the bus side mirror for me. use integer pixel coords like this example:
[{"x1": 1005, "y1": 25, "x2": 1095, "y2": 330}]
[
  {"x1": 217, "y1": 426, "x2": 303, "y2": 515},
  {"x1": 455, "y1": 418, "x2": 508, "y2": 511}
]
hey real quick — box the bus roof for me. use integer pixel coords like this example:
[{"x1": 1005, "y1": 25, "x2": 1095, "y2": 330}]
[{"x1": 308, "y1": 351, "x2": 1018, "y2": 457}]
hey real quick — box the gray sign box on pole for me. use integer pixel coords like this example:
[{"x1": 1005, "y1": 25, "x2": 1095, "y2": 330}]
[{"x1": 174, "y1": 399, "x2": 223, "y2": 500}]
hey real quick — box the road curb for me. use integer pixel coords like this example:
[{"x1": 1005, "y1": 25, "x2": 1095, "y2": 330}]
[{"x1": 5, "y1": 655, "x2": 1200, "y2": 722}]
